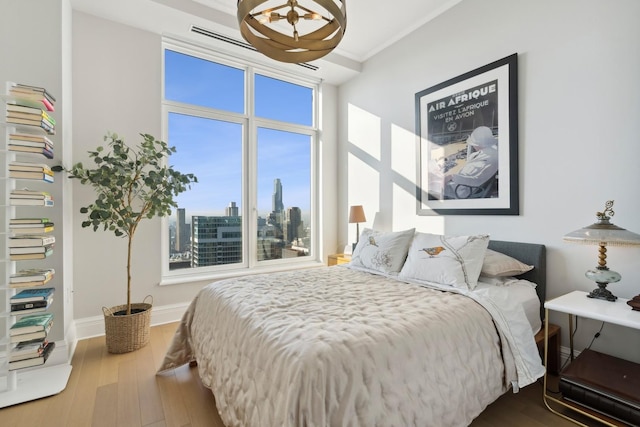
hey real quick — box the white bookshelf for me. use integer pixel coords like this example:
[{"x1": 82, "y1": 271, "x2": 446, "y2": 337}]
[{"x1": 0, "y1": 81, "x2": 71, "y2": 407}]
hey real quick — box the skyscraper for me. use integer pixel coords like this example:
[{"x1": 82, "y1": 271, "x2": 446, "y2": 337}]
[
  {"x1": 272, "y1": 178, "x2": 284, "y2": 213},
  {"x1": 225, "y1": 201, "x2": 239, "y2": 216},
  {"x1": 285, "y1": 207, "x2": 302, "y2": 243},
  {"x1": 175, "y1": 208, "x2": 186, "y2": 252},
  {"x1": 192, "y1": 215, "x2": 242, "y2": 267}
]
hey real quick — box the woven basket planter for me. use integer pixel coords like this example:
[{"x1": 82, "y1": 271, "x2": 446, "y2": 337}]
[{"x1": 102, "y1": 296, "x2": 152, "y2": 354}]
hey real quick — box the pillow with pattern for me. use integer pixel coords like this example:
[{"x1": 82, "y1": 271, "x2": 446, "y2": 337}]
[
  {"x1": 399, "y1": 233, "x2": 490, "y2": 290},
  {"x1": 481, "y1": 249, "x2": 534, "y2": 277},
  {"x1": 349, "y1": 228, "x2": 415, "y2": 274}
]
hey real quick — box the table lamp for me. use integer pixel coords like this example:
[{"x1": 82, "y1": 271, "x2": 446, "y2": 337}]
[
  {"x1": 348, "y1": 205, "x2": 366, "y2": 251},
  {"x1": 563, "y1": 200, "x2": 640, "y2": 302}
]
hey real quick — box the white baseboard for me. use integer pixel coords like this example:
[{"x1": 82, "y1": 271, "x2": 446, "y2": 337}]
[{"x1": 73, "y1": 301, "x2": 190, "y2": 341}]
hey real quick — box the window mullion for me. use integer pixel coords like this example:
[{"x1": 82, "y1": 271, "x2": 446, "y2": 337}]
[{"x1": 245, "y1": 66, "x2": 257, "y2": 268}]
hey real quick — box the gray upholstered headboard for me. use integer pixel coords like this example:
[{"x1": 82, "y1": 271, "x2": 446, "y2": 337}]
[{"x1": 487, "y1": 240, "x2": 547, "y2": 320}]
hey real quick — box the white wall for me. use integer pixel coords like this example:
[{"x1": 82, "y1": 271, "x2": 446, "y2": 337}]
[
  {"x1": 71, "y1": 12, "x2": 339, "y2": 321},
  {"x1": 338, "y1": 0, "x2": 640, "y2": 361}
]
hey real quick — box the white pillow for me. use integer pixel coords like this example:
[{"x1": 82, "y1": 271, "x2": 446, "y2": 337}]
[
  {"x1": 399, "y1": 233, "x2": 490, "y2": 290},
  {"x1": 481, "y1": 249, "x2": 534, "y2": 277},
  {"x1": 349, "y1": 228, "x2": 415, "y2": 274}
]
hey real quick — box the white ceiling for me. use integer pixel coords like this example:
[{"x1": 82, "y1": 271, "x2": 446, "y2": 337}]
[
  {"x1": 70, "y1": 0, "x2": 463, "y2": 83},
  {"x1": 191, "y1": 0, "x2": 463, "y2": 62}
]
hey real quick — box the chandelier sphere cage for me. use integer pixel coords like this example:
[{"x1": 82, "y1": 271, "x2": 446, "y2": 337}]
[{"x1": 237, "y1": 0, "x2": 347, "y2": 63}]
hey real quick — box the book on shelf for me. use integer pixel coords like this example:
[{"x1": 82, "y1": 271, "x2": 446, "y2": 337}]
[
  {"x1": 10, "y1": 198, "x2": 54, "y2": 207},
  {"x1": 7, "y1": 110, "x2": 55, "y2": 127},
  {"x1": 11, "y1": 188, "x2": 52, "y2": 196},
  {"x1": 9, "y1": 268, "x2": 56, "y2": 286},
  {"x1": 8, "y1": 341, "x2": 55, "y2": 370},
  {"x1": 6, "y1": 104, "x2": 45, "y2": 115},
  {"x1": 10, "y1": 220, "x2": 54, "y2": 228},
  {"x1": 8, "y1": 87, "x2": 55, "y2": 112},
  {"x1": 10, "y1": 217, "x2": 51, "y2": 225},
  {"x1": 5, "y1": 95, "x2": 55, "y2": 113},
  {"x1": 10, "y1": 268, "x2": 55, "y2": 282},
  {"x1": 10, "y1": 296, "x2": 53, "y2": 315},
  {"x1": 6, "y1": 105, "x2": 55, "y2": 121},
  {"x1": 9, "y1": 170, "x2": 54, "y2": 182},
  {"x1": 10, "y1": 188, "x2": 51, "y2": 195},
  {"x1": 9, "y1": 138, "x2": 54, "y2": 149},
  {"x1": 9, "y1": 313, "x2": 54, "y2": 336},
  {"x1": 12, "y1": 83, "x2": 56, "y2": 103},
  {"x1": 9, "y1": 319, "x2": 53, "y2": 344},
  {"x1": 9, "y1": 235, "x2": 56, "y2": 247},
  {"x1": 10, "y1": 243, "x2": 54, "y2": 255},
  {"x1": 10, "y1": 225, "x2": 54, "y2": 234},
  {"x1": 5, "y1": 116, "x2": 55, "y2": 134},
  {"x1": 10, "y1": 287, "x2": 55, "y2": 304},
  {"x1": 10, "y1": 193, "x2": 52, "y2": 199},
  {"x1": 8, "y1": 145, "x2": 54, "y2": 159},
  {"x1": 10, "y1": 247, "x2": 54, "y2": 260},
  {"x1": 9, "y1": 132, "x2": 54, "y2": 146},
  {"x1": 9, "y1": 279, "x2": 53, "y2": 289},
  {"x1": 9, "y1": 338, "x2": 49, "y2": 362},
  {"x1": 10, "y1": 221, "x2": 54, "y2": 230},
  {"x1": 9, "y1": 161, "x2": 53, "y2": 173}
]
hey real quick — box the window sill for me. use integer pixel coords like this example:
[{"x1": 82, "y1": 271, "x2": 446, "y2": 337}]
[{"x1": 159, "y1": 259, "x2": 326, "y2": 286}]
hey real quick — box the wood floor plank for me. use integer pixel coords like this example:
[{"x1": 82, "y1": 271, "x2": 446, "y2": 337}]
[
  {"x1": 92, "y1": 383, "x2": 118, "y2": 427},
  {"x1": 31, "y1": 336, "x2": 90, "y2": 427},
  {"x1": 136, "y1": 337, "x2": 165, "y2": 426},
  {"x1": 97, "y1": 339, "x2": 120, "y2": 387},
  {"x1": 155, "y1": 370, "x2": 191, "y2": 427},
  {"x1": 173, "y1": 364, "x2": 224, "y2": 427},
  {"x1": 117, "y1": 358, "x2": 142, "y2": 427},
  {"x1": 66, "y1": 336, "x2": 104, "y2": 427}
]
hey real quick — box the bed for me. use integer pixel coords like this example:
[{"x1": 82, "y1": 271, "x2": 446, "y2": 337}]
[{"x1": 158, "y1": 232, "x2": 547, "y2": 427}]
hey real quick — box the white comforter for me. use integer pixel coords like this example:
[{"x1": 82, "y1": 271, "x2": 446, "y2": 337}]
[{"x1": 158, "y1": 266, "x2": 544, "y2": 427}]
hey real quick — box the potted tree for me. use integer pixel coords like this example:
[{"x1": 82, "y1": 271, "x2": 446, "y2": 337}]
[{"x1": 67, "y1": 132, "x2": 197, "y2": 353}]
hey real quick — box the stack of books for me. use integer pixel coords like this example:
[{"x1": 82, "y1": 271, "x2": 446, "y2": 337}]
[
  {"x1": 10, "y1": 218, "x2": 55, "y2": 234},
  {"x1": 10, "y1": 288, "x2": 55, "y2": 315},
  {"x1": 7, "y1": 83, "x2": 56, "y2": 112},
  {"x1": 10, "y1": 189, "x2": 54, "y2": 206},
  {"x1": 5, "y1": 103, "x2": 55, "y2": 134},
  {"x1": 9, "y1": 268, "x2": 55, "y2": 289},
  {"x1": 9, "y1": 339, "x2": 55, "y2": 371},
  {"x1": 8, "y1": 313, "x2": 55, "y2": 370},
  {"x1": 8, "y1": 132, "x2": 54, "y2": 159},
  {"x1": 9, "y1": 235, "x2": 55, "y2": 261},
  {"x1": 9, "y1": 162, "x2": 54, "y2": 183}
]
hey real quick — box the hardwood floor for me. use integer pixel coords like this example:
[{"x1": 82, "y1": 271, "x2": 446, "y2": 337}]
[{"x1": 1, "y1": 322, "x2": 601, "y2": 427}]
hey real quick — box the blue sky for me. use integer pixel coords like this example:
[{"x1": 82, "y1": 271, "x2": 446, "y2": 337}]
[{"x1": 164, "y1": 50, "x2": 312, "y2": 217}]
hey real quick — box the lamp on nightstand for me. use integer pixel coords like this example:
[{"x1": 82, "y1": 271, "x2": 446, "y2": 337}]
[
  {"x1": 563, "y1": 200, "x2": 640, "y2": 302},
  {"x1": 348, "y1": 205, "x2": 366, "y2": 251}
]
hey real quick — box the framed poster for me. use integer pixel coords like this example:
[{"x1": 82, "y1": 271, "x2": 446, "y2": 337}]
[{"x1": 415, "y1": 54, "x2": 518, "y2": 215}]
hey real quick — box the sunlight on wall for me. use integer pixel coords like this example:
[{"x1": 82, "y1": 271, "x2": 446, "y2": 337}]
[
  {"x1": 391, "y1": 123, "x2": 445, "y2": 234},
  {"x1": 347, "y1": 104, "x2": 380, "y2": 238},
  {"x1": 346, "y1": 104, "x2": 446, "y2": 236},
  {"x1": 347, "y1": 104, "x2": 381, "y2": 160}
]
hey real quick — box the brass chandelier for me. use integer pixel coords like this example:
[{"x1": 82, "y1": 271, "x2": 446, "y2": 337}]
[{"x1": 237, "y1": 0, "x2": 347, "y2": 63}]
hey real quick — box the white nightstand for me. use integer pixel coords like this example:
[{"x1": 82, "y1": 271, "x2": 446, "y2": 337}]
[{"x1": 543, "y1": 291, "x2": 640, "y2": 426}]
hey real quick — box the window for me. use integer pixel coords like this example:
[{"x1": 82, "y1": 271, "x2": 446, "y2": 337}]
[{"x1": 162, "y1": 42, "x2": 319, "y2": 280}]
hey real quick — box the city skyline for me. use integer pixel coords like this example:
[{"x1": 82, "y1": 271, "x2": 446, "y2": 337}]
[{"x1": 165, "y1": 49, "x2": 313, "y2": 216}]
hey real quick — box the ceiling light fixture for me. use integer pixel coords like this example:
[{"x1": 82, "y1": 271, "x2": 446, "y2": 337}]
[{"x1": 237, "y1": 0, "x2": 347, "y2": 63}]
